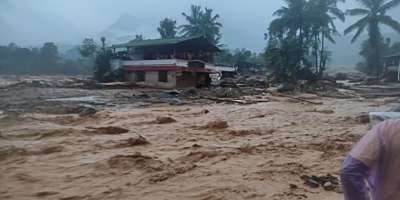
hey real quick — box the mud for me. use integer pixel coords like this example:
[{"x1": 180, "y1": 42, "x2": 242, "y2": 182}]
[{"x1": 1, "y1": 76, "x2": 399, "y2": 200}]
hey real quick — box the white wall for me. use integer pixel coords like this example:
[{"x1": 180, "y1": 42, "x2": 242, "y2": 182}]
[{"x1": 126, "y1": 71, "x2": 177, "y2": 89}]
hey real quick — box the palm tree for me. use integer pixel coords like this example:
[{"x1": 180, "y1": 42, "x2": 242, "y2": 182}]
[
  {"x1": 269, "y1": 0, "x2": 308, "y2": 42},
  {"x1": 181, "y1": 5, "x2": 222, "y2": 45},
  {"x1": 345, "y1": 0, "x2": 400, "y2": 77},
  {"x1": 267, "y1": 0, "x2": 346, "y2": 80},
  {"x1": 181, "y1": 5, "x2": 203, "y2": 37},
  {"x1": 307, "y1": 0, "x2": 345, "y2": 75},
  {"x1": 133, "y1": 34, "x2": 144, "y2": 41},
  {"x1": 200, "y1": 8, "x2": 223, "y2": 45},
  {"x1": 157, "y1": 18, "x2": 177, "y2": 39},
  {"x1": 100, "y1": 37, "x2": 106, "y2": 51}
]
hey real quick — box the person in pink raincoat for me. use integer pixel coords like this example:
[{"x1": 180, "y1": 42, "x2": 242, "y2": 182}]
[{"x1": 341, "y1": 119, "x2": 400, "y2": 200}]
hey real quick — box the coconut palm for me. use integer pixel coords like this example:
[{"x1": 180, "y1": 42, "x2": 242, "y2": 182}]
[
  {"x1": 157, "y1": 18, "x2": 177, "y2": 39},
  {"x1": 267, "y1": 0, "x2": 346, "y2": 80},
  {"x1": 344, "y1": 0, "x2": 400, "y2": 77},
  {"x1": 269, "y1": 0, "x2": 309, "y2": 41},
  {"x1": 307, "y1": 0, "x2": 345, "y2": 75},
  {"x1": 181, "y1": 5, "x2": 222, "y2": 45}
]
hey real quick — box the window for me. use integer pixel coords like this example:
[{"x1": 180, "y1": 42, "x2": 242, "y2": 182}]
[
  {"x1": 136, "y1": 72, "x2": 145, "y2": 82},
  {"x1": 158, "y1": 71, "x2": 168, "y2": 82}
]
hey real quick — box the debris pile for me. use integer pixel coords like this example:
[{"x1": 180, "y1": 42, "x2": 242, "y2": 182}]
[
  {"x1": 301, "y1": 174, "x2": 340, "y2": 192},
  {"x1": 0, "y1": 76, "x2": 96, "y2": 89}
]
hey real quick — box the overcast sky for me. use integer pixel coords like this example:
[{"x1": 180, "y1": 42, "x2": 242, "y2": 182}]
[{"x1": 1, "y1": 0, "x2": 399, "y2": 52}]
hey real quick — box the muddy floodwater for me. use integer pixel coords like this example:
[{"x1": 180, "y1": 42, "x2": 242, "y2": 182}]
[{"x1": 0, "y1": 77, "x2": 397, "y2": 200}]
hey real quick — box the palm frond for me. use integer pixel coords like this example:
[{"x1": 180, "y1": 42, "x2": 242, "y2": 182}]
[
  {"x1": 345, "y1": 8, "x2": 369, "y2": 16},
  {"x1": 329, "y1": 7, "x2": 345, "y2": 22},
  {"x1": 379, "y1": 14, "x2": 400, "y2": 32},
  {"x1": 350, "y1": 22, "x2": 367, "y2": 43},
  {"x1": 344, "y1": 16, "x2": 369, "y2": 35},
  {"x1": 379, "y1": 0, "x2": 400, "y2": 13}
]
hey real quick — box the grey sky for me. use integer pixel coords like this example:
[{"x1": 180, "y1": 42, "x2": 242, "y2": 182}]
[{"x1": 0, "y1": 0, "x2": 399, "y2": 53}]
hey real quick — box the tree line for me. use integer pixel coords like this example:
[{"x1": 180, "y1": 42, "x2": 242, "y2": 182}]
[
  {"x1": 0, "y1": 42, "x2": 92, "y2": 75},
  {"x1": 265, "y1": 0, "x2": 400, "y2": 83},
  {"x1": 1, "y1": 1, "x2": 399, "y2": 82}
]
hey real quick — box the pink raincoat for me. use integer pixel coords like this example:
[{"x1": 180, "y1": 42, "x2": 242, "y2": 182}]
[{"x1": 341, "y1": 120, "x2": 400, "y2": 200}]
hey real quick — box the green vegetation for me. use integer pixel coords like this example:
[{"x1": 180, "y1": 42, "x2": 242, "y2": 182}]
[
  {"x1": 133, "y1": 34, "x2": 145, "y2": 41},
  {"x1": 266, "y1": 0, "x2": 345, "y2": 82},
  {"x1": 345, "y1": 0, "x2": 400, "y2": 78},
  {"x1": 357, "y1": 38, "x2": 400, "y2": 73},
  {"x1": 181, "y1": 5, "x2": 222, "y2": 45},
  {"x1": 216, "y1": 48, "x2": 265, "y2": 67},
  {"x1": 0, "y1": 42, "x2": 91, "y2": 75},
  {"x1": 158, "y1": 18, "x2": 178, "y2": 39},
  {"x1": 79, "y1": 38, "x2": 98, "y2": 58},
  {"x1": 79, "y1": 37, "x2": 120, "y2": 82},
  {"x1": 2, "y1": 2, "x2": 400, "y2": 83}
]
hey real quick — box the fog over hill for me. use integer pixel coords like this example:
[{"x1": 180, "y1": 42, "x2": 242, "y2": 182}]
[{"x1": 1, "y1": 0, "x2": 400, "y2": 68}]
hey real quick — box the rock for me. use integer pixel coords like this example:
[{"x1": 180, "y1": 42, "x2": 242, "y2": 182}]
[
  {"x1": 156, "y1": 117, "x2": 177, "y2": 124},
  {"x1": 323, "y1": 181, "x2": 335, "y2": 191},
  {"x1": 301, "y1": 174, "x2": 340, "y2": 191}
]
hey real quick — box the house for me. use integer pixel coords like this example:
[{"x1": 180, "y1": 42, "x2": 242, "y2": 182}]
[
  {"x1": 383, "y1": 52, "x2": 400, "y2": 81},
  {"x1": 110, "y1": 36, "x2": 221, "y2": 89}
]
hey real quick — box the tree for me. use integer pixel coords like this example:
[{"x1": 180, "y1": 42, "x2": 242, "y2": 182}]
[
  {"x1": 40, "y1": 42, "x2": 60, "y2": 72},
  {"x1": 181, "y1": 5, "x2": 223, "y2": 45},
  {"x1": 134, "y1": 34, "x2": 144, "y2": 41},
  {"x1": 268, "y1": 0, "x2": 310, "y2": 80},
  {"x1": 307, "y1": 0, "x2": 345, "y2": 77},
  {"x1": 79, "y1": 38, "x2": 98, "y2": 58},
  {"x1": 266, "y1": 0, "x2": 345, "y2": 82},
  {"x1": 158, "y1": 18, "x2": 177, "y2": 39},
  {"x1": 344, "y1": 0, "x2": 400, "y2": 78},
  {"x1": 356, "y1": 38, "x2": 400, "y2": 73},
  {"x1": 101, "y1": 37, "x2": 106, "y2": 51},
  {"x1": 94, "y1": 49, "x2": 113, "y2": 82}
]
